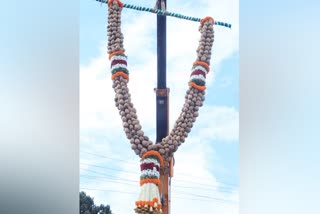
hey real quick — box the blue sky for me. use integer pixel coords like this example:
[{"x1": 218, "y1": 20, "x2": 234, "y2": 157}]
[{"x1": 80, "y1": 0, "x2": 238, "y2": 213}]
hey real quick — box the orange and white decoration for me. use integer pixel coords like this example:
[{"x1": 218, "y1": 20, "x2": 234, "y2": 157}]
[{"x1": 135, "y1": 151, "x2": 164, "y2": 214}]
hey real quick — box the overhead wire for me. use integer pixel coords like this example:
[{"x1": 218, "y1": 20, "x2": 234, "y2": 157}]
[
  {"x1": 80, "y1": 155, "x2": 238, "y2": 203},
  {"x1": 81, "y1": 174, "x2": 234, "y2": 194},
  {"x1": 80, "y1": 162, "x2": 138, "y2": 174},
  {"x1": 81, "y1": 150, "x2": 139, "y2": 165},
  {"x1": 81, "y1": 166, "x2": 236, "y2": 192},
  {"x1": 81, "y1": 161, "x2": 238, "y2": 187},
  {"x1": 81, "y1": 175, "x2": 137, "y2": 186},
  {"x1": 80, "y1": 151, "x2": 238, "y2": 189},
  {"x1": 80, "y1": 188, "x2": 237, "y2": 203},
  {"x1": 173, "y1": 178, "x2": 236, "y2": 191},
  {"x1": 80, "y1": 171, "x2": 235, "y2": 201},
  {"x1": 173, "y1": 190, "x2": 236, "y2": 203},
  {"x1": 80, "y1": 168, "x2": 138, "y2": 183}
]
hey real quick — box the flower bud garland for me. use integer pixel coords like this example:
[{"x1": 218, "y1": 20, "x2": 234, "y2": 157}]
[
  {"x1": 107, "y1": 0, "x2": 215, "y2": 212},
  {"x1": 134, "y1": 150, "x2": 163, "y2": 214}
]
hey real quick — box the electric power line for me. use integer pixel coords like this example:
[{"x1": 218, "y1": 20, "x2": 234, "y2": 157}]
[
  {"x1": 177, "y1": 172, "x2": 238, "y2": 187},
  {"x1": 80, "y1": 175, "x2": 236, "y2": 201},
  {"x1": 80, "y1": 174, "x2": 234, "y2": 194},
  {"x1": 80, "y1": 168, "x2": 138, "y2": 183},
  {"x1": 80, "y1": 188, "x2": 237, "y2": 204},
  {"x1": 173, "y1": 178, "x2": 235, "y2": 191},
  {"x1": 81, "y1": 167, "x2": 236, "y2": 192},
  {"x1": 80, "y1": 157, "x2": 238, "y2": 189},
  {"x1": 81, "y1": 175, "x2": 137, "y2": 186},
  {"x1": 81, "y1": 162, "x2": 138, "y2": 174},
  {"x1": 81, "y1": 187, "x2": 136, "y2": 195},
  {"x1": 173, "y1": 190, "x2": 235, "y2": 203},
  {"x1": 81, "y1": 150, "x2": 139, "y2": 165}
]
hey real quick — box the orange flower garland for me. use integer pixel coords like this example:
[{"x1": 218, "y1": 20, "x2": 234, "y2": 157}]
[
  {"x1": 142, "y1": 150, "x2": 164, "y2": 166},
  {"x1": 135, "y1": 198, "x2": 162, "y2": 210},
  {"x1": 193, "y1": 61, "x2": 210, "y2": 73},
  {"x1": 200, "y1": 16, "x2": 214, "y2": 25},
  {"x1": 188, "y1": 82, "x2": 206, "y2": 91},
  {"x1": 111, "y1": 71, "x2": 129, "y2": 80},
  {"x1": 107, "y1": 0, "x2": 123, "y2": 8},
  {"x1": 140, "y1": 178, "x2": 161, "y2": 186},
  {"x1": 108, "y1": 50, "x2": 125, "y2": 60}
]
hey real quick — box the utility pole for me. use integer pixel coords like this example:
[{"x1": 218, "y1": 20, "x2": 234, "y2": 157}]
[{"x1": 154, "y1": 0, "x2": 172, "y2": 214}]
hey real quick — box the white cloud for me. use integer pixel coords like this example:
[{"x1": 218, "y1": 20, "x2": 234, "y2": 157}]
[{"x1": 196, "y1": 106, "x2": 239, "y2": 142}]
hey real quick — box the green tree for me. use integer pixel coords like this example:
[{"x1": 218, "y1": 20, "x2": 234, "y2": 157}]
[{"x1": 80, "y1": 191, "x2": 112, "y2": 214}]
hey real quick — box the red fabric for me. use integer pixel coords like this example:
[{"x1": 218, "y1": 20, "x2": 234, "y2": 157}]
[
  {"x1": 190, "y1": 69, "x2": 206, "y2": 77},
  {"x1": 140, "y1": 162, "x2": 160, "y2": 171},
  {"x1": 111, "y1": 59, "x2": 127, "y2": 67}
]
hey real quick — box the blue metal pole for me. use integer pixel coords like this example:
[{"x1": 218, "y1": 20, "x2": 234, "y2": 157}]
[
  {"x1": 156, "y1": 0, "x2": 169, "y2": 143},
  {"x1": 155, "y1": 1, "x2": 171, "y2": 214}
]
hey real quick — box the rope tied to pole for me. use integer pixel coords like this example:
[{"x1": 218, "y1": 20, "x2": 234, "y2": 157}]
[{"x1": 96, "y1": 0, "x2": 232, "y2": 28}]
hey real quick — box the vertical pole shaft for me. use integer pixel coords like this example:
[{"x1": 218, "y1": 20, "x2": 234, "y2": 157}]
[
  {"x1": 157, "y1": 3, "x2": 167, "y2": 90},
  {"x1": 156, "y1": 6, "x2": 168, "y2": 142},
  {"x1": 155, "y1": 1, "x2": 170, "y2": 214}
]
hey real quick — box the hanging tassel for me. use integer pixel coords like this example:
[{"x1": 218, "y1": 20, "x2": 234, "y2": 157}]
[{"x1": 134, "y1": 151, "x2": 163, "y2": 214}]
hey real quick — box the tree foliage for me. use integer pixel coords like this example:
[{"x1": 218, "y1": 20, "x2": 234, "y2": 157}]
[{"x1": 80, "y1": 191, "x2": 113, "y2": 214}]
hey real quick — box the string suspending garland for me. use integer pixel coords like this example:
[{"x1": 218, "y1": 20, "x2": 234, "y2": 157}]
[
  {"x1": 107, "y1": 0, "x2": 216, "y2": 213},
  {"x1": 97, "y1": 0, "x2": 232, "y2": 28}
]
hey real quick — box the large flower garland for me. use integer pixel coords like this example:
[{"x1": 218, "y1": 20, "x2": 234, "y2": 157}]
[{"x1": 107, "y1": 0, "x2": 214, "y2": 212}]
